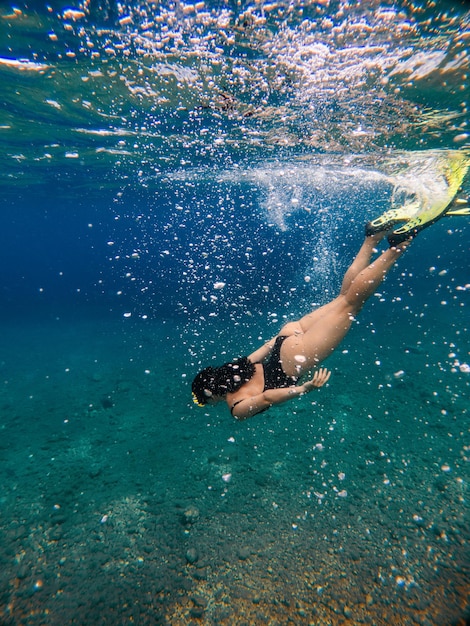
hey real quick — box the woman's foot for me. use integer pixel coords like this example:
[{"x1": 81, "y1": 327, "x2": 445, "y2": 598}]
[
  {"x1": 366, "y1": 231, "x2": 387, "y2": 246},
  {"x1": 388, "y1": 236, "x2": 413, "y2": 252}
]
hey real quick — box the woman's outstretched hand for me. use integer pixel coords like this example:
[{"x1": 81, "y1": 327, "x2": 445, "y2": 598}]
[{"x1": 302, "y1": 368, "x2": 331, "y2": 392}]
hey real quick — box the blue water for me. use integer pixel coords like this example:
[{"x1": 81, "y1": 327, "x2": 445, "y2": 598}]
[{"x1": 1, "y1": 1, "x2": 469, "y2": 624}]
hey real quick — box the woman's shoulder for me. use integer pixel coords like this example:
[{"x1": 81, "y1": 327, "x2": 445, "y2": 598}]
[{"x1": 226, "y1": 364, "x2": 264, "y2": 401}]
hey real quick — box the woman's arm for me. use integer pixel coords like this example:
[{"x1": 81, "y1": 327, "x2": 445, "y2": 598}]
[
  {"x1": 247, "y1": 337, "x2": 276, "y2": 364},
  {"x1": 231, "y1": 368, "x2": 331, "y2": 420}
]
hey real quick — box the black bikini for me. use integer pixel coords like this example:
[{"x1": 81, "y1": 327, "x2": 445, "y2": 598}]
[
  {"x1": 262, "y1": 335, "x2": 298, "y2": 390},
  {"x1": 230, "y1": 336, "x2": 298, "y2": 416}
]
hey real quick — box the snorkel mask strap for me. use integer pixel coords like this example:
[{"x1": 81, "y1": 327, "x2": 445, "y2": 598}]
[{"x1": 192, "y1": 392, "x2": 205, "y2": 407}]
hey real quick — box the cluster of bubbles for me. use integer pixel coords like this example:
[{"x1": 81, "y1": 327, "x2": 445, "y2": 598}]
[{"x1": 105, "y1": 147, "x2": 468, "y2": 332}]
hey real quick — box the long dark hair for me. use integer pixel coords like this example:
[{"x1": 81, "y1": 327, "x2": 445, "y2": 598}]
[{"x1": 192, "y1": 357, "x2": 255, "y2": 406}]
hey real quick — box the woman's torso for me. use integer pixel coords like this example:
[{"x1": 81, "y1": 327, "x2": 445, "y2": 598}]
[{"x1": 226, "y1": 334, "x2": 299, "y2": 410}]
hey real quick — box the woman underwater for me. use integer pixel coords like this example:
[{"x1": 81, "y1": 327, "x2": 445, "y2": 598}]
[{"x1": 191, "y1": 194, "x2": 467, "y2": 420}]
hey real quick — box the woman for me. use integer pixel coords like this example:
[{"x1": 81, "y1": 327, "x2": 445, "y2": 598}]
[{"x1": 192, "y1": 228, "x2": 414, "y2": 420}]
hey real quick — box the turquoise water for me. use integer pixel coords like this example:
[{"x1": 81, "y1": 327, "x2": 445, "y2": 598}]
[{"x1": 1, "y1": 1, "x2": 469, "y2": 624}]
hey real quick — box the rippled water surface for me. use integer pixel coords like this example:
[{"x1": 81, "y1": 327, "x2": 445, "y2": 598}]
[
  {"x1": 1, "y1": 0, "x2": 469, "y2": 183},
  {"x1": 0, "y1": 1, "x2": 469, "y2": 625}
]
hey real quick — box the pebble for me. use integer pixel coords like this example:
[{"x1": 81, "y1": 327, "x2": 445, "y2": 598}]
[
  {"x1": 343, "y1": 605, "x2": 353, "y2": 618},
  {"x1": 193, "y1": 569, "x2": 207, "y2": 581},
  {"x1": 238, "y1": 546, "x2": 251, "y2": 560},
  {"x1": 14, "y1": 525, "x2": 28, "y2": 540},
  {"x1": 49, "y1": 527, "x2": 63, "y2": 541},
  {"x1": 16, "y1": 565, "x2": 29, "y2": 580},
  {"x1": 191, "y1": 594, "x2": 207, "y2": 608},
  {"x1": 50, "y1": 513, "x2": 67, "y2": 525},
  {"x1": 182, "y1": 507, "x2": 200, "y2": 525},
  {"x1": 453, "y1": 132, "x2": 469, "y2": 143},
  {"x1": 185, "y1": 548, "x2": 199, "y2": 564}
]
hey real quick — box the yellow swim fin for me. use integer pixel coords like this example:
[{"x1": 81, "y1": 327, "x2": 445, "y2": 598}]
[
  {"x1": 386, "y1": 151, "x2": 469, "y2": 245},
  {"x1": 366, "y1": 151, "x2": 469, "y2": 242},
  {"x1": 446, "y1": 207, "x2": 470, "y2": 216},
  {"x1": 365, "y1": 202, "x2": 419, "y2": 236},
  {"x1": 445, "y1": 193, "x2": 469, "y2": 216}
]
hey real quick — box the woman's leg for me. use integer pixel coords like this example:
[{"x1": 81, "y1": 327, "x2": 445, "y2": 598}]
[
  {"x1": 280, "y1": 238, "x2": 410, "y2": 376},
  {"x1": 342, "y1": 239, "x2": 410, "y2": 310},
  {"x1": 339, "y1": 232, "x2": 385, "y2": 295},
  {"x1": 279, "y1": 233, "x2": 386, "y2": 339},
  {"x1": 280, "y1": 232, "x2": 388, "y2": 338}
]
